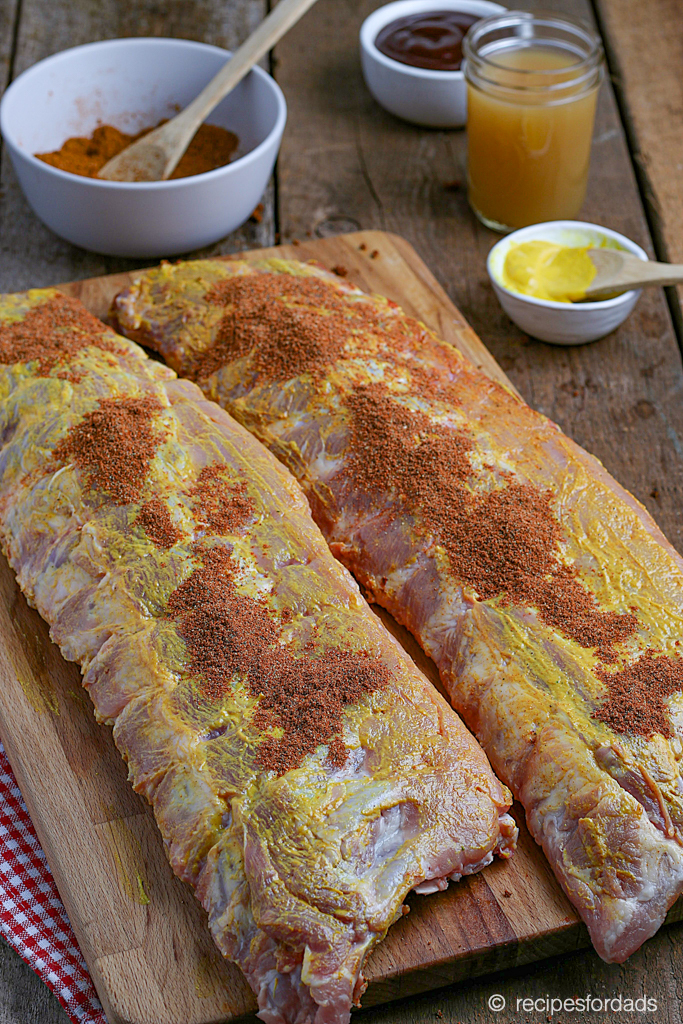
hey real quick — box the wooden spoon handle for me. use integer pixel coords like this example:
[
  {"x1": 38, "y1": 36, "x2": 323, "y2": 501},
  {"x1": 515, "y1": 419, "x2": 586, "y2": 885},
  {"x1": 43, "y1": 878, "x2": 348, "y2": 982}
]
[
  {"x1": 586, "y1": 256, "x2": 683, "y2": 297},
  {"x1": 162, "y1": 0, "x2": 318, "y2": 175},
  {"x1": 613, "y1": 260, "x2": 683, "y2": 289}
]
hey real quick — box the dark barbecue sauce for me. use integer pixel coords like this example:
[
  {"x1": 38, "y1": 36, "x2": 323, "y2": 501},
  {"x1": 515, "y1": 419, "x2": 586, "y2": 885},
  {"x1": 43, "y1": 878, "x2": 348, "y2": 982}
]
[{"x1": 375, "y1": 10, "x2": 480, "y2": 71}]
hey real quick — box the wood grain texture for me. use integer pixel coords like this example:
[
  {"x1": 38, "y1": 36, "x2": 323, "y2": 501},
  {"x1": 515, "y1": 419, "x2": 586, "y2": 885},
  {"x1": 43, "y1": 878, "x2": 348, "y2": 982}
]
[
  {"x1": 0, "y1": 0, "x2": 16, "y2": 92},
  {"x1": 10, "y1": 228, "x2": 675, "y2": 1024},
  {"x1": 0, "y1": 0, "x2": 275, "y2": 296},
  {"x1": 0, "y1": 1, "x2": 274, "y2": 1015},
  {"x1": 595, "y1": 0, "x2": 683, "y2": 312}
]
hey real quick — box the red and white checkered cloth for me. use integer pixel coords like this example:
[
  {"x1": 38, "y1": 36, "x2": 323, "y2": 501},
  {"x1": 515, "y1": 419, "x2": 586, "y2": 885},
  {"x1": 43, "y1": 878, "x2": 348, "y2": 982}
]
[{"x1": 0, "y1": 741, "x2": 106, "y2": 1024}]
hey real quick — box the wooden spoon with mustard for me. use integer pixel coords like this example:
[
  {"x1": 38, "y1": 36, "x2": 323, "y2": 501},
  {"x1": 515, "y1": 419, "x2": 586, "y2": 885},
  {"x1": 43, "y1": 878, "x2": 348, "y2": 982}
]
[
  {"x1": 98, "y1": 0, "x2": 318, "y2": 182},
  {"x1": 583, "y1": 250, "x2": 683, "y2": 299}
]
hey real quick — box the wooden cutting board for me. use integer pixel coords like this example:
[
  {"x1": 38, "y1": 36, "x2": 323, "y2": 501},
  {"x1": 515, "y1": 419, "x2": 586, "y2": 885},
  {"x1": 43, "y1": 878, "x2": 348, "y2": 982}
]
[{"x1": 0, "y1": 230, "x2": 678, "y2": 1024}]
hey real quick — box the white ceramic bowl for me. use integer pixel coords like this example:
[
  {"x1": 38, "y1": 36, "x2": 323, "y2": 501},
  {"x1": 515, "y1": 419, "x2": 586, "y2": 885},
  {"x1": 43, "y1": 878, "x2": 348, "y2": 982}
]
[
  {"x1": 360, "y1": 0, "x2": 505, "y2": 128},
  {"x1": 487, "y1": 221, "x2": 648, "y2": 345},
  {"x1": 0, "y1": 38, "x2": 287, "y2": 258}
]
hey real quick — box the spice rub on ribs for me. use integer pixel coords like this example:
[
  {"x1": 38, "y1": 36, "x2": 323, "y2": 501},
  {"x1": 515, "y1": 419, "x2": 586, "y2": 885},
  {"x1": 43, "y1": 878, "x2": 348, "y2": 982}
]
[
  {"x1": 0, "y1": 289, "x2": 515, "y2": 1024},
  {"x1": 114, "y1": 255, "x2": 683, "y2": 963}
]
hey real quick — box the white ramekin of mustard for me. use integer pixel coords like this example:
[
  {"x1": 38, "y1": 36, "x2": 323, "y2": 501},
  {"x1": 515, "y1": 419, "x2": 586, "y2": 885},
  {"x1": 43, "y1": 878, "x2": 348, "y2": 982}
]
[
  {"x1": 463, "y1": 11, "x2": 604, "y2": 232},
  {"x1": 360, "y1": 0, "x2": 506, "y2": 128},
  {"x1": 486, "y1": 221, "x2": 648, "y2": 345}
]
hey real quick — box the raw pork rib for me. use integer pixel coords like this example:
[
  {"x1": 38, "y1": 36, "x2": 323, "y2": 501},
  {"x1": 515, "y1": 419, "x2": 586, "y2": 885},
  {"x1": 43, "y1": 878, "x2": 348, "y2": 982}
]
[
  {"x1": 115, "y1": 255, "x2": 683, "y2": 962},
  {"x1": 0, "y1": 289, "x2": 515, "y2": 1024}
]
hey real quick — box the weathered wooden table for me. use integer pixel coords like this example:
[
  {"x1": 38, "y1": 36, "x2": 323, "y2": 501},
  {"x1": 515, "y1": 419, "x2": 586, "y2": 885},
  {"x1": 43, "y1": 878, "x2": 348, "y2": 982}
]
[{"x1": 1, "y1": 0, "x2": 682, "y2": 1022}]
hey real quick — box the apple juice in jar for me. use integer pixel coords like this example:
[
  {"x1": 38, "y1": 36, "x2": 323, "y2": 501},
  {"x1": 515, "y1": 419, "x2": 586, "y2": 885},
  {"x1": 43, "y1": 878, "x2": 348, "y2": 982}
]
[{"x1": 463, "y1": 12, "x2": 604, "y2": 232}]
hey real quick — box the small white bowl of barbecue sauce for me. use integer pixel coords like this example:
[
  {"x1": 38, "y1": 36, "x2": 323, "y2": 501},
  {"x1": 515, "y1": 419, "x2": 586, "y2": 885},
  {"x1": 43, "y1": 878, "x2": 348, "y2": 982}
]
[{"x1": 360, "y1": 0, "x2": 506, "y2": 127}]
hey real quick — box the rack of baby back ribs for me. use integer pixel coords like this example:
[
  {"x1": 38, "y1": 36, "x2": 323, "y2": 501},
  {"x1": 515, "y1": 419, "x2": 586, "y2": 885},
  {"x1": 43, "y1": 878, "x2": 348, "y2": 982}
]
[{"x1": 113, "y1": 254, "x2": 683, "y2": 970}]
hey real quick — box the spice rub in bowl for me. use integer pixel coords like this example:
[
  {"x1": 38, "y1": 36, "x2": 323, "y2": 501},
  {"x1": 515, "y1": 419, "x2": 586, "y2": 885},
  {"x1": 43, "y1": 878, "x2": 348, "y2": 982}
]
[
  {"x1": 36, "y1": 121, "x2": 239, "y2": 180},
  {"x1": 0, "y1": 37, "x2": 286, "y2": 256}
]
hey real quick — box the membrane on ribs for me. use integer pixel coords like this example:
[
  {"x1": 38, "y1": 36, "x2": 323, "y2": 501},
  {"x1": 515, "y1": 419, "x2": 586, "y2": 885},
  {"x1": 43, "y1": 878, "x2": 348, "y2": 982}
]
[
  {"x1": 114, "y1": 255, "x2": 683, "y2": 963},
  {"x1": 0, "y1": 289, "x2": 515, "y2": 1024}
]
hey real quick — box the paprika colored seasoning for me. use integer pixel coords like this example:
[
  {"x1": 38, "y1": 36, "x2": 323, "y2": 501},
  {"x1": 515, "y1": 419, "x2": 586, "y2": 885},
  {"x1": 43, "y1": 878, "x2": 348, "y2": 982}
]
[{"x1": 36, "y1": 121, "x2": 239, "y2": 180}]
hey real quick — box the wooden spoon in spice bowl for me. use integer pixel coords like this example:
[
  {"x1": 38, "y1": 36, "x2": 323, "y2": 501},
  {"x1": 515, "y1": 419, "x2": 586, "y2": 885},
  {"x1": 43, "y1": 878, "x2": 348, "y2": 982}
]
[{"x1": 98, "y1": 0, "x2": 318, "y2": 182}]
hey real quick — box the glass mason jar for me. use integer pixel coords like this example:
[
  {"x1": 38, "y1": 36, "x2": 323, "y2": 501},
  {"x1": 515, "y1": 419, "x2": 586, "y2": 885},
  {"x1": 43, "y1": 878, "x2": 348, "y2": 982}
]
[{"x1": 463, "y1": 11, "x2": 604, "y2": 232}]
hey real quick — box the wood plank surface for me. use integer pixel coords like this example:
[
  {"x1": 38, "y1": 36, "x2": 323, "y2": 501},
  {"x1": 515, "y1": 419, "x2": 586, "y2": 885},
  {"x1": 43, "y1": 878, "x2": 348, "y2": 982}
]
[
  {"x1": 0, "y1": 229, "x2": 626, "y2": 1024},
  {"x1": 595, "y1": 0, "x2": 683, "y2": 318}
]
